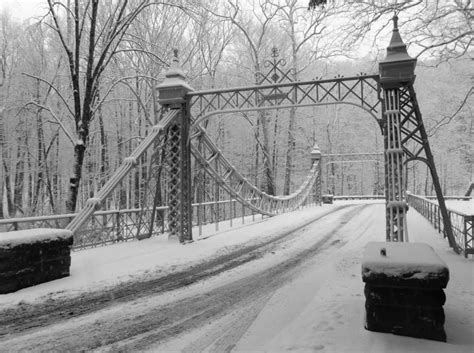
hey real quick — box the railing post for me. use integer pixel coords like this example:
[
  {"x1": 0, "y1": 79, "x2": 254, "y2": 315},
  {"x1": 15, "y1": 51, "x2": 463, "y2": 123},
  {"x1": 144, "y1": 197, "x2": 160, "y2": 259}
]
[
  {"x1": 463, "y1": 218, "x2": 468, "y2": 258},
  {"x1": 157, "y1": 50, "x2": 194, "y2": 243},
  {"x1": 379, "y1": 15, "x2": 416, "y2": 242}
]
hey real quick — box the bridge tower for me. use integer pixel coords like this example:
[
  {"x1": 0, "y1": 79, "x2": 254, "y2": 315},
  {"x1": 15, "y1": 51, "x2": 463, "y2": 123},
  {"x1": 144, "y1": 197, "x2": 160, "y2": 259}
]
[
  {"x1": 379, "y1": 14, "x2": 415, "y2": 242},
  {"x1": 157, "y1": 50, "x2": 193, "y2": 243},
  {"x1": 379, "y1": 15, "x2": 455, "y2": 246}
]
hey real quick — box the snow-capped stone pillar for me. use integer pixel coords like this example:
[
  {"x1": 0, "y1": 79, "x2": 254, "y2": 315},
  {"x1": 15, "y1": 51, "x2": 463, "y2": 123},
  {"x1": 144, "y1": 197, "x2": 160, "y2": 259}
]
[
  {"x1": 362, "y1": 242, "x2": 449, "y2": 341},
  {"x1": 157, "y1": 50, "x2": 194, "y2": 243},
  {"x1": 379, "y1": 15, "x2": 416, "y2": 242},
  {"x1": 0, "y1": 229, "x2": 73, "y2": 293}
]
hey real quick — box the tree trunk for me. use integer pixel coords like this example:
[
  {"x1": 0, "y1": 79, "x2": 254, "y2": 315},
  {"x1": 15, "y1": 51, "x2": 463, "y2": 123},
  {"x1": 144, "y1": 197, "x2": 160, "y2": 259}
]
[
  {"x1": 260, "y1": 111, "x2": 275, "y2": 195},
  {"x1": 254, "y1": 116, "x2": 260, "y2": 187},
  {"x1": 33, "y1": 81, "x2": 45, "y2": 213},
  {"x1": 66, "y1": 140, "x2": 86, "y2": 212},
  {"x1": 271, "y1": 112, "x2": 279, "y2": 186},
  {"x1": 0, "y1": 110, "x2": 5, "y2": 218},
  {"x1": 98, "y1": 101, "x2": 108, "y2": 188},
  {"x1": 283, "y1": 47, "x2": 298, "y2": 195},
  {"x1": 283, "y1": 106, "x2": 296, "y2": 195},
  {"x1": 13, "y1": 139, "x2": 25, "y2": 216},
  {"x1": 3, "y1": 160, "x2": 14, "y2": 216}
]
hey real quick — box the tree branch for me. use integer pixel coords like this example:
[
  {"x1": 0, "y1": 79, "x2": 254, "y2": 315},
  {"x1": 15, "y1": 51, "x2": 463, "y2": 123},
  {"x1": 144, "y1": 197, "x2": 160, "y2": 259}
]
[
  {"x1": 21, "y1": 72, "x2": 75, "y2": 118},
  {"x1": 26, "y1": 102, "x2": 76, "y2": 146}
]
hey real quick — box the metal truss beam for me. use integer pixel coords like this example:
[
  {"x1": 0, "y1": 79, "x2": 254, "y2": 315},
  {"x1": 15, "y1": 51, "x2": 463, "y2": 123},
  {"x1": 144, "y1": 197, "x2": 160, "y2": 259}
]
[{"x1": 189, "y1": 75, "x2": 381, "y2": 124}]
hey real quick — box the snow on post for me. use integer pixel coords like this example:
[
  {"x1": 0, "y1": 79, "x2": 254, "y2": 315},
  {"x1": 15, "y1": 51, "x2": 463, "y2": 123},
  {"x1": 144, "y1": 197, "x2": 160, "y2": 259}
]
[
  {"x1": 0, "y1": 229, "x2": 73, "y2": 294},
  {"x1": 361, "y1": 241, "x2": 449, "y2": 342}
]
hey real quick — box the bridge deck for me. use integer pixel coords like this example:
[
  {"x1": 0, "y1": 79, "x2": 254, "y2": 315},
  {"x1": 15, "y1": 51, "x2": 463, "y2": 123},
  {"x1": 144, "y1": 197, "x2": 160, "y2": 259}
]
[{"x1": 0, "y1": 201, "x2": 472, "y2": 352}]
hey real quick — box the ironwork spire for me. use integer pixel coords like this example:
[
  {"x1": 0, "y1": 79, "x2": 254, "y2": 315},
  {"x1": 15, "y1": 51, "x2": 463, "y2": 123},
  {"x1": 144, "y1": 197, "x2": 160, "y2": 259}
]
[
  {"x1": 379, "y1": 15, "x2": 417, "y2": 88},
  {"x1": 385, "y1": 14, "x2": 411, "y2": 62},
  {"x1": 311, "y1": 143, "x2": 321, "y2": 162},
  {"x1": 157, "y1": 49, "x2": 193, "y2": 105}
]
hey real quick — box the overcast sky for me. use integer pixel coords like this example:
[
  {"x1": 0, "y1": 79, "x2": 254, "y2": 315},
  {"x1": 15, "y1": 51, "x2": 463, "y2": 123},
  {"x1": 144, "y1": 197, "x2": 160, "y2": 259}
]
[{"x1": 1, "y1": 0, "x2": 47, "y2": 21}]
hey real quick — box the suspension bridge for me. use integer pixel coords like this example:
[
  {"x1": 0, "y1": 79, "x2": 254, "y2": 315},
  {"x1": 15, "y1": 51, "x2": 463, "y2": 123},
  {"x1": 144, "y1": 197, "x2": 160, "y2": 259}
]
[
  {"x1": 0, "y1": 16, "x2": 472, "y2": 257},
  {"x1": 1, "y1": 15, "x2": 474, "y2": 352}
]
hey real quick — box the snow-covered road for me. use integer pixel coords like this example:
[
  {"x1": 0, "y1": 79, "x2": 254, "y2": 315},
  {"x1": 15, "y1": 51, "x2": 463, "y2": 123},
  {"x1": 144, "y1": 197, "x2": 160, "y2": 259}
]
[{"x1": 0, "y1": 201, "x2": 472, "y2": 352}]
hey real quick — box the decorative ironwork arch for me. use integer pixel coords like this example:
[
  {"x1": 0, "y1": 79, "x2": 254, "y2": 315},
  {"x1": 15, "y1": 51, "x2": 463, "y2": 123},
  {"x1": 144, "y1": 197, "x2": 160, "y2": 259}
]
[{"x1": 188, "y1": 74, "x2": 382, "y2": 126}]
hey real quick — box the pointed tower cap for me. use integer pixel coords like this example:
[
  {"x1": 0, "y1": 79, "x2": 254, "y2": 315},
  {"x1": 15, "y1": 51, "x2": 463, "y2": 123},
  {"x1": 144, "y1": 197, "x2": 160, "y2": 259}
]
[
  {"x1": 311, "y1": 143, "x2": 322, "y2": 161},
  {"x1": 165, "y1": 49, "x2": 187, "y2": 81},
  {"x1": 381, "y1": 14, "x2": 414, "y2": 63},
  {"x1": 157, "y1": 49, "x2": 193, "y2": 105},
  {"x1": 379, "y1": 15, "x2": 417, "y2": 88}
]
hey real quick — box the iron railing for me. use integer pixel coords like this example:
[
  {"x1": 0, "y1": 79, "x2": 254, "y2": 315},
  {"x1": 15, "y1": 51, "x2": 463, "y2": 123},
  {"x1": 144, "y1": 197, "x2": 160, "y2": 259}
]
[
  {"x1": 0, "y1": 197, "x2": 321, "y2": 250},
  {"x1": 407, "y1": 193, "x2": 473, "y2": 257},
  {"x1": 0, "y1": 200, "x2": 269, "y2": 250},
  {"x1": 66, "y1": 109, "x2": 179, "y2": 235}
]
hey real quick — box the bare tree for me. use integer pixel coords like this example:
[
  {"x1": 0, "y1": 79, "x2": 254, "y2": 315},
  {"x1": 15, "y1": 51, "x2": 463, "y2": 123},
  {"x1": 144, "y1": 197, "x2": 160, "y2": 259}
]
[
  {"x1": 269, "y1": 0, "x2": 346, "y2": 194},
  {"x1": 338, "y1": 0, "x2": 473, "y2": 63},
  {"x1": 206, "y1": 0, "x2": 280, "y2": 194},
  {"x1": 38, "y1": 0, "x2": 184, "y2": 211}
]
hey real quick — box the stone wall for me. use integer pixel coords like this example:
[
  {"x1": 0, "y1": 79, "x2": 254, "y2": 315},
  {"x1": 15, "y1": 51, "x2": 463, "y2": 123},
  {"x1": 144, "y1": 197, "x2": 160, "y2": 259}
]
[{"x1": 0, "y1": 229, "x2": 73, "y2": 294}]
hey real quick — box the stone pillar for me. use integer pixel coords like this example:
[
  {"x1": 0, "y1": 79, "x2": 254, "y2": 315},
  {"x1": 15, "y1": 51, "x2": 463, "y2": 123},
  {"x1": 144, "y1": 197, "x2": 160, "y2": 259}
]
[
  {"x1": 0, "y1": 229, "x2": 73, "y2": 293},
  {"x1": 157, "y1": 50, "x2": 194, "y2": 243},
  {"x1": 362, "y1": 242, "x2": 449, "y2": 341},
  {"x1": 379, "y1": 15, "x2": 416, "y2": 242}
]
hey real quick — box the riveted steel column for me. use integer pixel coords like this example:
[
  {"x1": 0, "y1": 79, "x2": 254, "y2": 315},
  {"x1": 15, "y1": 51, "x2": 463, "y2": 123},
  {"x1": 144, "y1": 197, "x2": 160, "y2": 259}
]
[
  {"x1": 379, "y1": 15, "x2": 416, "y2": 242},
  {"x1": 383, "y1": 89, "x2": 407, "y2": 241},
  {"x1": 157, "y1": 50, "x2": 193, "y2": 243}
]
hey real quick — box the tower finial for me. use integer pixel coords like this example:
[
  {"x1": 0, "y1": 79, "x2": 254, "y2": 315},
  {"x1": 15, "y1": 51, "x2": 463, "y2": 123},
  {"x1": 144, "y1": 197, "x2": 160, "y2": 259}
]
[
  {"x1": 156, "y1": 47, "x2": 193, "y2": 105},
  {"x1": 379, "y1": 14, "x2": 417, "y2": 88},
  {"x1": 172, "y1": 48, "x2": 179, "y2": 64}
]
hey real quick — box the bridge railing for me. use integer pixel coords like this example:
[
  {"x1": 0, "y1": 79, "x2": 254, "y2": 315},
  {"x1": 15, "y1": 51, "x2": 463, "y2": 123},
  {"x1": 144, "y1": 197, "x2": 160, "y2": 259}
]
[
  {"x1": 407, "y1": 193, "x2": 473, "y2": 257},
  {"x1": 0, "y1": 197, "x2": 319, "y2": 250}
]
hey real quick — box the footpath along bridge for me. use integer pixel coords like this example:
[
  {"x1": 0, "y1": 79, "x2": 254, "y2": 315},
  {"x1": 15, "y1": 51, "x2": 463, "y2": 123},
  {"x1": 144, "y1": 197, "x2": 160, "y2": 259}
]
[{"x1": 0, "y1": 16, "x2": 472, "y2": 257}]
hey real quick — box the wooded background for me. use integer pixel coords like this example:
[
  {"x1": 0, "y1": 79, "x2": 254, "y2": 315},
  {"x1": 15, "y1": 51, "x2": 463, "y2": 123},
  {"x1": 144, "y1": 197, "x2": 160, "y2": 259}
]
[{"x1": 0, "y1": 0, "x2": 472, "y2": 218}]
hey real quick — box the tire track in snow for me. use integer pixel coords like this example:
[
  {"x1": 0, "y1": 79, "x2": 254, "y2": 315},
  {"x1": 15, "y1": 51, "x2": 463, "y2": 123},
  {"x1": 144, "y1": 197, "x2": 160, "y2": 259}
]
[
  {"x1": 1, "y1": 204, "x2": 372, "y2": 352},
  {"x1": 94, "y1": 204, "x2": 372, "y2": 352},
  {"x1": 0, "y1": 205, "x2": 350, "y2": 338}
]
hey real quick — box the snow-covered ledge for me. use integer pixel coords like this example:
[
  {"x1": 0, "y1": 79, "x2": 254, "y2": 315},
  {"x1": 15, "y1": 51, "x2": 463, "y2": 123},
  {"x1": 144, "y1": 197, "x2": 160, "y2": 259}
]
[
  {"x1": 0, "y1": 228, "x2": 73, "y2": 294},
  {"x1": 362, "y1": 241, "x2": 449, "y2": 342}
]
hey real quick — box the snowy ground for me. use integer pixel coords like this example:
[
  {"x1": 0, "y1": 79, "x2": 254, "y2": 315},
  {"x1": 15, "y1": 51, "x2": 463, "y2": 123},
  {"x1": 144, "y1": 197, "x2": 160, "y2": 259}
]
[{"x1": 0, "y1": 200, "x2": 472, "y2": 352}]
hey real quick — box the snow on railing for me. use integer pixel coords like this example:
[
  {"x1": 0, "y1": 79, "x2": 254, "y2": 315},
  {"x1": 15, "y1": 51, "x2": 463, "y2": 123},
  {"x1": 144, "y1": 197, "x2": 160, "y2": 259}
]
[
  {"x1": 0, "y1": 200, "x2": 266, "y2": 250},
  {"x1": 407, "y1": 193, "x2": 473, "y2": 258}
]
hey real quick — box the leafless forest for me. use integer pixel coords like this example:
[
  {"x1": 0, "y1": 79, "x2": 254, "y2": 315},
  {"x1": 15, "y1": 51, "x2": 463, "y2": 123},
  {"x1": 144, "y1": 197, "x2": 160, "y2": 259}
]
[{"x1": 0, "y1": 0, "x2": 472, "y2": 218}]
